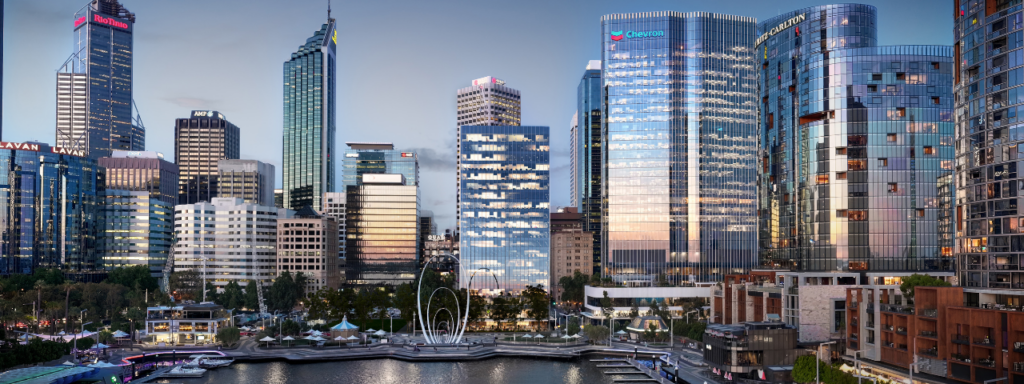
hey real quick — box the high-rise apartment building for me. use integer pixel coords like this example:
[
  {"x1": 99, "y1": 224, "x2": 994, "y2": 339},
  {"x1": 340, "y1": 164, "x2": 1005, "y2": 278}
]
[
  {"x1": 342, "y1": 143, "x2": 418, "y2": 188},
  {"x1": 758, "y1": 5, "x2": 954, "y2": 273},
  {"x1": 459, "y1": 125, "x2": 550, "y2": 295},
  {"x1": 322, "y1": 192, "x2": 347, "y2": 260},
  {"x1": 99, "y1": 190, "x2": 173, "y2": 281},
  {"x1": 345, "y1": 174, "x2": 419, "y2": 286},
  {"x1": 601, "y1": 12, "x2": 758, "y2": 284},
  {"x1": 282, "y1": 18, "x2": 337, "y2": 212},
  {"x1": 175, "y1": 110, "x2": 240, "y2": 205},
  {"x1": 955, "y1": 0, "x2": 1024, "y2": 291},
  {"x1": 277, "y1": 207, "x2": 341, "y2": 297},
  {"x1": 456, "y1": 77, "x2": 521, "y2": 231},
  {"x1": 0, "y1": 141, "x2": 102, "y2": 275},
  {"x1": 217, "y1": 160, "x2": 275, "y2": 206},
  {"x1": 576, "y1": 60, "x2": 603, "y2": 276},
  {"x1": 569, "y1": 111, "x2": 579, "y2": 207},
  {"x1": 55, "y1": 0, "x2": 143, "y2": 160},
  {"x1": 98, "y1": 151, "x2": 178, "y2": 205},
  {"x1": 173, "y1": 197, "x2": 290, "y2": 290},
  {"x1": 550, "y1": 207, "x2": 594, "y2": 302}
]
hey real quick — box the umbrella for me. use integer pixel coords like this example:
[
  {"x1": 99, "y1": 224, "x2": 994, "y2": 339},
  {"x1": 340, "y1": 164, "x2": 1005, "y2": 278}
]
[
  {"x1": 89, "y1": 362, "x2": 117, "y2": 368},
  {"x1": 347, "y1": 335, "x2": 359, "y2": 340},
  {"x1": 310, "y1": 330, "x2": 323, "y2": 336},
  {"x1": 561, "y1": 335, "x2": 573, "y2": 339},
  {"x1": 259, "y1": 336, "x2": 275, "y2": 348},
  {"x1": 616, "y1": 330, "x2": 627, "y2": 335},
  {"x1": 572, "y1": 334, "x2": 583, "y2": 338},
  {"x1": 313, "y1": 336, "x2": 326, "y2": 342},
  {"x1": 91, "y1": 343, "x2": 109, "y2": 349},
  {"x1": 534, "y1": 334, "x2": 545, "y2": 338},
  {"x1": 365, "y1": 328, "x2": 376, "y2": 332},
  {"x1": 303, "y1": 335, "x2": 318, "y2": 340},
  {"x1": 374, "y1": 330, "x2": 386, "y2": 336},
  {"x1": 61, "y1": 360, "x2": 75, "y2": 366},
  {"x1": 521, "y1": 334, "x2": 533, "y2": 338},
  {"x1": 112, "y1": 330, "x2": 129, "y2": 338},
  {"x1": 58, "y1": 331, "x2": 66, "y2": 336},
  {"x1": 334, "y1": 336, "x2": 345, "y2": 341}
]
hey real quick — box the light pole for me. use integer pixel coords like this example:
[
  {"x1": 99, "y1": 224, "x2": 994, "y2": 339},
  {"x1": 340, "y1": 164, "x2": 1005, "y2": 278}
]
[
  {"x1": 816, "y1": 341, "x2": 836, "y2": 384},
  {"x1": 853, "y1": 350, "x2": 863, "y2": 384}
]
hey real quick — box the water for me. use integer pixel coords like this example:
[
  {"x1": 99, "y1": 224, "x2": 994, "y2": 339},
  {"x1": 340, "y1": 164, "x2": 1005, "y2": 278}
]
[{"x1": 153, "y1": 357, "x2": 657, "y2": 384}]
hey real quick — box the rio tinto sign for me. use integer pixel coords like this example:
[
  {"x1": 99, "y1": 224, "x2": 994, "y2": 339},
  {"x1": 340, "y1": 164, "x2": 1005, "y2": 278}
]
[
  {"x1": 77, "y1": 14, "x2": 129, "y2": 29},
  {"x1": 756, "y1": 14, "x2": 805, "y2": 47}
]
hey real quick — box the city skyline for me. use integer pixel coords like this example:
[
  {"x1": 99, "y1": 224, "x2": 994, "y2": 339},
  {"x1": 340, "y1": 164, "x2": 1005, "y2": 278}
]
[{"x1": 3, "y1": 0, "x2": 952, "y2": 230}]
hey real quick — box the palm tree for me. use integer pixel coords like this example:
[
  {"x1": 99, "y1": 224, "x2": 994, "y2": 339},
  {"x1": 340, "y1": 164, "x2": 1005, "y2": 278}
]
[
  {"x1": 62, "y1": 282, "x2": 76, "y2": 333},
  {"x1": 33, "y1": 280, "x2": 46, "y2": 333}
]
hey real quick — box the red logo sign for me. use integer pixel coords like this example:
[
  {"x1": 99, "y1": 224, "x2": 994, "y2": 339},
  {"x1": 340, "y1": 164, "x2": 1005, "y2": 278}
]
[
  {"x1": 401, "y1": 153, "x2": 413, "y2": 157},
  {"x1": 74, "y1": 17, "x2": 87, "y2": 28},
  {"x1": 94, "y1": 14, "x2": 129, "y2": 29}
]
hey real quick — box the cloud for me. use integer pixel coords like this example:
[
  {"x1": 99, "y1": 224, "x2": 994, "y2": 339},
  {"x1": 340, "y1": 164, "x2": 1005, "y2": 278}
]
[
  {"x1": 410, "y1": 147, "x2": 456, "y2": 172},
  {"x1": 163, "y1": 97, "x2": 220, "y2": 109}
]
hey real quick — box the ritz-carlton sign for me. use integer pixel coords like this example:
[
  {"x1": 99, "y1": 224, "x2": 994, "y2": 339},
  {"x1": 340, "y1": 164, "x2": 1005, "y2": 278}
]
[
  {"x1": 0, "y1": 141, "x2": 85, "y2": 157},
  {"x1": 756, "y1": 14, "x2": 805, "y2": 47}
]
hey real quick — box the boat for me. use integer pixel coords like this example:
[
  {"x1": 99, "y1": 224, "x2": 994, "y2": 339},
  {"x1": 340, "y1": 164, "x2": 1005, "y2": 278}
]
[
  {"x1": 187, "y1": 354, "x2": 234, "y2": 369},
  {"x1": 165, "y1": 364, "x2": 206, "y2": 378}
]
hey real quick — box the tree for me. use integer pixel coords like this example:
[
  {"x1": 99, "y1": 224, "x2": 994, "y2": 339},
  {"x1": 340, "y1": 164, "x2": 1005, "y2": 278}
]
[
  {"x1": 268, "y1": 272, "x2": 304, "y2": 312},
  {"x1": 558, "y1": 271, "x2": 589, "y2": 304},
  {"x1": 629, "y1": 301, "x2": 640, "y2": 319},
  {"x1": 567, "y1": 317, "x2": 580, "y2": 335},
  {"x1": 523, "y1": 285, "x2": 549, "y2": 331},
  {"x1": 204, "y1": 282, "x2": 219, "y2": 303},
  {"x1": 169, "y1": 270, "x2": 202, "y2": 301},
  {"x1": 216, "y1": 281, "x2": 244, "y2": 310},
  {"x1": 489, "y1": 297, "x2": 510, "y2": 330},
  {"x1": 217, "y1": 326, "x2": 241, "y2": 346},
  {"x1": 105, "y1": 265, "x2": 159, "y2": 292},
  {"x1": 468, "y1": 294, "x2": 487, "y2": 328},
  {"x1": 280, "y1": 319, "x2": 300, "y2": 336},
  {"x1": 242, "y1": 280, "x2": 261, "y2": 310},
  {"x1": 98, "y1": 330, "x2": 114, "y2": 344},
  {"x1": 353, "y1": 289, "x2": 373, "y2": 328},
  {"x1": 899, "y1": 274, "x2": 951, "y2": 300},
  {"x1": 583, "y1": 324, "x2": 610, "y2": 344},
  {"x1": 686, "y1": 322, "x2": 706, "y2": 341},
  {"x1": 393, "y1": 283, "x2": 417, "y2": 325},
  {"x1": 304, "y1": 288, "x2": 333, "y2": 321}
]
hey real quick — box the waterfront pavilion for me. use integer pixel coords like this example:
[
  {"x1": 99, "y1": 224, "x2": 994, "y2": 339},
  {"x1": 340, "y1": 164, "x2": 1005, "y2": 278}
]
[{"x1": 330, "y1": 315, "x2": 359, "y2": 339}]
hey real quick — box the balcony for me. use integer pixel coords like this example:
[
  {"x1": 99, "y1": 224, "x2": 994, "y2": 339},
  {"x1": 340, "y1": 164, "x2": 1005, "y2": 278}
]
[
  {"x1": 919, "y1": 348, "x2": 938, "y2": 358},
  {"x1": 850, "y1": 334, "x2": 859, "y2": 341},
  {"x1": 1014, "y1": 362, "x2": 1024, "y2": 373},
  {"x1": 977, "y1": 357, "x2": 996, "y2": 367},
  {"x1": 895, "y1": 327, "x2": 908, "y2": 336},
  {"x1": 883, "y1": 324, "x2": 894, "y2": 331},
  {"x1": 788, "y1": 286, "x2": 799, "y2": 295},
  {"x1": 920, "y1": 308, "x2": 938, "y2": 318},
  {"x1": 974, "y1": 337, "x2": 995, "y2": 347},
  {"x1": 866, "y1": 303, "x2": 874, "y2": 312},
  {"x1": 849, "y1": 341, "x2": 859, "y2": 349},
  {"x1": 866, "y1": 322, "x2": 875, "y2": 329},
  {"x1": 918, "y1": 331, "x2": 938, "y2": 338},
  {"x1": 881, "y1": 304, "x2": 915, "y2": 315},
  {"x1": 951, "y1": 353, "x2": 971, "y2": 363},
  {"x1": 1014, "y1": 342, "x2": 1024, "y2": 353},
  {"x1": 952, "y1": 335, "x2": 970, "y2": 345},
  {"x1": 850, "y1": 302, "x2": 859, "y2": 310}
]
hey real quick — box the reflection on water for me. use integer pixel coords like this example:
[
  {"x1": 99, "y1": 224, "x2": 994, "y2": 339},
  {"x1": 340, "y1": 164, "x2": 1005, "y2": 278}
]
[{"x1": 155, "y1": 357, "x2": 641, "y2": 384}]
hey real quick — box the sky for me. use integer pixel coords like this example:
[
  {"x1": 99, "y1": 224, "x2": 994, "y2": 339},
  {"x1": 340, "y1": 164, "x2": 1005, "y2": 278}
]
[{"x1": 2, "y1": 0, "x2": 953, "y2": 230}]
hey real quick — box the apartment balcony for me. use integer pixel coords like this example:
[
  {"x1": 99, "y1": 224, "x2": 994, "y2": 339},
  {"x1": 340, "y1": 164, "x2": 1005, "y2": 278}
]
[
  {"x1": 918, "y1": 348, "x2": 938, "y2": 358},
  {"x1": 1013, "y1": 362, "x2": 1024, "y2": 373},
  {"x1": 883, "y1": 324, "x2": 894, "y2": 331},
  {"x1": 973, "y1": 337, "x2": 995, "y2": 347},
  {"x1": 952, "y1": 335, "x2": 970, "y2": 345},
  {"x1": 895, "y1": 327, "x2": 908, "y2": 336},
  {"x1": 918, "y1": 331, "x2": 938, "y2": 338},
  {"x1": 850, "y1": 334, "x2": 859, "y2": 341},
  {"x1": 865, "y1": 303, "x2": 874, "y2": 312},
  {"x1": 865, "y1": 322, "x2": 875, "y2": 329},
  {"x1": 881, "y1": 304, "x2": 915, "y2": 315},
  {"x1": 977, "y1": 357, "x2": 996, "y2": 367},
  {"x1": 1013, "y1": 342, "x2": 1024, "y2": 353},
  {"x1": 849, "y1": 341, "x2": 859, "y2": 349},
  {"x1": 951, "y1": 353, "x2": 971, "y2": 363},
  {"x1": 850, "y1": 302, "x2": 859, "y2": 310},
  {"x1": 788, "y1": 286, "x2": 799, "y2": 295},
  {"x1": 920, "y1": 308, "x2": 938, "y2": 318}
]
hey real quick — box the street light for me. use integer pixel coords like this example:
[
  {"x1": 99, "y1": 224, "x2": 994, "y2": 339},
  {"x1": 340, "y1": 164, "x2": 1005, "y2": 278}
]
[
  {"x1": 852, "y1": 350, "x2": 863, "y2": 384},
  {"x1": 816, "y1": 341, "x2": 837, "y2": 384}
]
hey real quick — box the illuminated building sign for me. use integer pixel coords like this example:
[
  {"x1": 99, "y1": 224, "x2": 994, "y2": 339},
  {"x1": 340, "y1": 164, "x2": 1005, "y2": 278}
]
[
  {"x1": 756, "y1": 14, "x2": 805, "y2": 47},
  {"x1": 0, "y1": 142, "x2": 85, "y2": 157},
  {"x1": 332, "y1": 29, "x2": 338, "y2": 44},
  {"x1": 401, "y1": 152, "x2": 414, "y2": 157},
  {"x1": 74, "y1": 17, "x2": 87, "y2": 28},
  {"x1": 93, "y1": 14, "x2": 129, "y2": 29},
  {"x1": 611, "y1": 30, "x2": 664, "y2": 41},
  {"x1": 191, "y1": 110, "x2": 225, "y2": 119},
  {"x1": 427, "y1": 235, "x2": 446, "y2": 241},
  {"x1": 472, "y1": 76, "x2": 505, "y2": 86}
]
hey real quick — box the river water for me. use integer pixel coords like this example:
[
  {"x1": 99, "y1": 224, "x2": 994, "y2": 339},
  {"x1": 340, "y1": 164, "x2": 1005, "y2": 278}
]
[{"x1": 153, "y1": 357, "x2": 661, "y2": 384}]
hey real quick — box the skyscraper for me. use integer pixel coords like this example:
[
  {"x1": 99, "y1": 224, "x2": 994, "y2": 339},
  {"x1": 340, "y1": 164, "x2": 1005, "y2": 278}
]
[
  {"x1": 98, "y1": 151, "x2": 178, "y2": 205},
  {"x1": 576, "y1": 60, "x2": 603, "y2": 276},
  {"x1": 283, "y1": 18, "x2": 337, "y2": 212},
  {"x1": 217, "y1": 160, "x2": 275, "y2": 206},
  {"x1": 955, "y1": 0, "x2": 1024, "y2": 289},
  {"x1": 56, "y1": 0, "x2": 143, "y2": 160},
  {"x1": 455, "y1": 77, "x2": 521, "y2": 231},
  {"x1": 601, "y1": 12, "x2": 759, "y2": 285},
  {"x1": 99, "y1": 190, "x2": 173, "y2": 281},
  {"x1": 277, "y1": 206, "x2": 341, "y2": 297},
  {"x1": 758, "y1": 5, "x2": 954, "y2": 273},
  {"x1": 322, "y1": 192, "x2": 347, "y2": 261},
  {"x1": 345, "y1": 174, "x2": 420, "y2": 286},
  {"x1": 341, "y1": 143, "x2": 419, "y2": 188},
  {"x1": 175, "y1": 110, "x2": 240, "y2": 205},
  {"x1": 459, "y1": 125, "x2": 550, "y2": 295}
]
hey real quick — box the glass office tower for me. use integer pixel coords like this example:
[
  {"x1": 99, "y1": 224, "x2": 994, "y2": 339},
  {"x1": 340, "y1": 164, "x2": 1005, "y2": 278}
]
[
  {"x1": 459, "y1": 125, "x2": 550, "y2": 295},
  {"x1": 758, "y1": 4, "x2": 954, "y2": 273},
  {"x1": 56, "y1": 0, "x2": 142, "y2": 160},
  {"x1": 175, "y1": 111, "x2": 240, "y2": 205},
  {"x1": 576, "y1": 60, "x2": 604, "y2": 276},
  {"x1": 0, "y1": 142, "x2": 103, "y2": 275},
  {"x1": 955, "y1": 0, "x2": 1024, "y2": 289},
  {"x1": 345, "y1": 175, "x2": 419, "y2": 286},
  {"x1": 342, "y1": 143, "x2": 419, "y2": 188},
  {"x1": 283, "y1": 18, "x2": 337, "y2": 212},
  {"x1": 601, "y1": 12, "x2": 758, "y2": 285}
]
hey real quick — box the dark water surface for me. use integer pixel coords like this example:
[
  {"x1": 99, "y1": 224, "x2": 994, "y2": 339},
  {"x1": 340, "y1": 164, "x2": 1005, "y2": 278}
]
[{"x1": 153, "y1": 357, "x2": 652, "y2": 384}]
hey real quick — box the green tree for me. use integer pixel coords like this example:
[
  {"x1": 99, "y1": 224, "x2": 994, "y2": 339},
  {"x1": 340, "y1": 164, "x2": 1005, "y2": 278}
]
[
  {"x1": 583, "y1": 324, "x2": 609, "y2": 344},
  {"x1": 217, "y1": 281, "x2": 244, "y2": 310},
  {"x1": 629, "y1": 300, "x2": 640, "y2": 319},
  {"x1": 217, "y1": 326, "x2": 241, "y2": 346},
  {"x1": 557, "y1": 271, "x2": 589, "y2": 304},
  {"x1": 169, "y1": 270, "x2": 202, "y2": 301},
  {"x1": 280, "y1": 319, "x2": 300, "y2": 336},
  {"x1": 490, "y1": 296, "x2": 510, "y2": 329},
  {"x1": 303, "y1": 287, "x2": 333, "y2": 321},
  {"x1": 204, "y1": 282, "x2": 219, "y2": 303},
  {"x1": 105, "y1": 265, "x2": 159, "y2": 292},
  {"x1": 899, "y1": 274, "x2": 951, "y2": 300},
  {"x1": 567, "y1": 316, "x2": 580, "y2": 335},
  {"x1": 686, "y1": 322, "x2": 706, "y2": 341},
  {"x1": 468, "y1": 294, "x2": 487, "y2": 328},
  {"x1": 353, "y1": 289, "x2": 373, "y2": 328},
  {"x1": 393, "y1": 283, "x2": 417, "y2": 325},
  {"x1": 242, "y1": 280, "x2": 261, "y2": 310},
  {"x1": 98, "y1": 330, "x2": 114, "y2": 344},
  {"x1": 523, "y1": 285, "x2": 549, "y2": 331},
  {"x1": 268, "y1": 272, "x2": 303, "y2": 312}
]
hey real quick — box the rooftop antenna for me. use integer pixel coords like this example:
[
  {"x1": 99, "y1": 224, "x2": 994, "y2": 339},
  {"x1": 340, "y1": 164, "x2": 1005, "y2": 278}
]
[{"x1": 328, "y1": 0, "x2": 332, "y2": 20}]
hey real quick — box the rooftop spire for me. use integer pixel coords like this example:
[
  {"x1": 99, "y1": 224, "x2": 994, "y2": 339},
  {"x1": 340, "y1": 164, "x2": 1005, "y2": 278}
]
[{"x1": 328, "y1": 0, "x2": 332, "y2": 21}]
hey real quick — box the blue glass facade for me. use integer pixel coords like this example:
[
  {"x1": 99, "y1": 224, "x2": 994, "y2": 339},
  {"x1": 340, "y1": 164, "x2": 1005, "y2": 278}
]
[
  {"x1": 283, "y1": 19, "x2": 337, "y2": 212},
  {"x1": 758, "y1": 4, "x2": 954, "y2": 272},
  {"x1": 955, "y1": 0, "x2": 1024, "y2": 289},
  {"x1": 100, "y1": 190, "x2": 173, "y2": 279},
  {"x1": 58, "y1": 1, "x2": 141, "y2": 160},
  {"x1": 601, "y1": 12, "x2": 759, "y2": 284},
  {"x1": 342, "y1": 147, "x2": 419, "y2": 188},
  {"x1": 459, "y1": 126, "x2": 550, "y2": 295},
  {"x1": 576, "y1": 66, "x2": 603, "y2": 276},
  {"x1": 0, "y1": 142, "x2": 103, "y2": 274}
]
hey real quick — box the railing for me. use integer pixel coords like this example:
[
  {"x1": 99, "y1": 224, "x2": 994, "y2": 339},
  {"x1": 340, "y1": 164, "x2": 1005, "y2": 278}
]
[
  {"x1": 1014, "y1": 342, "x2": 1024, "y2": 353},
  {"x1": 952, "y1": 335, "x2": 970, "y2": 344},
  {"x1": 920, "y1": 308, "x2": 938, "y2": 318},
  {"x1": 881, "y1": 304, "x2": 915, "y2": 315},
  {"x1": 883, "y1": 324, "x2": 894, "y2": 331},
  {"x1": 977, "y1": 358, "x2": 996, "y2": 367},
  {"x1": 788, "y1": 286, "x2": 799, "y2": 295},
  {"x1": 951, "y1": 353, "x2": 971, "y2": 363},
  {"x1": 896, "y1": 344, "x2": 908, "y2": 351},
  {"x1": 851, "y1": 320, "x2": 859, "y2": 327},
  {"x1": 919, "y1": 348, "x2": 938, "y2": 358},
  {"x1": 866, "y1": 303, "x2": 874, "y2": 312},
  {"x1": 866, "y1": 322, "x2": 875, "y2": 329},
  {"x1": 974, "y1": 337, "x2": 995, "y2": 347},
  {"x1": 918, "y1": 331, "x2": 938, "y2": 338},
  {"x1": 850, "y1": 302, "x2": 859, "y2": 310},
  {"x1": 895, "y1": 328, "x2": 908, "y2": 336},
  {"x1": 849, "y1": 341, "x2": 859, "y2": 349},
  {"x1": 850, "y1": 334, "x2": 859, "y2": 341},
  {"x1": 1013, "y1": 362, "x2": 1024, "y2": 373},
  {"x1": 712, "y1": 288, "x2": 724, "y2": 297}
]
